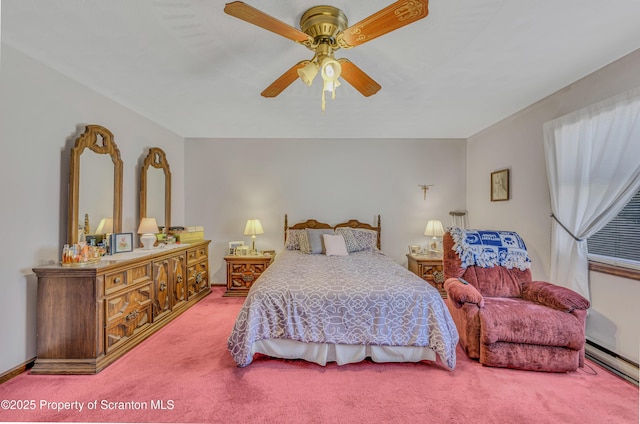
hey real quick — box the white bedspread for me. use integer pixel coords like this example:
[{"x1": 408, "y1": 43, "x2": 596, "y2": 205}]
[{"x1": 227, "y1": 250, "x2": 459, "y2": 368}]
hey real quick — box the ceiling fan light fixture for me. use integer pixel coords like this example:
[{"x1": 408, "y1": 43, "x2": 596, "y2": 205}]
[
  {"x1": 318, "y1": 57, "x2": 342, "y2": 111},
  {"x1": 225, "y1": 1, "x2": 429, "y2": 103},
  {"x1": 297, "y1": 61, "x2": 319, "y2": 86},
  {"x1": 320, "y1": 57, "x2": 341, "y2": 82}
]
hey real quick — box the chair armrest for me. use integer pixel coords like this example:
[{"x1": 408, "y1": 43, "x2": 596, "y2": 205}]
[
  {"x1": 522, "y1": 280, "x2": 590, "y2": 312},
  {"x1": 444, "y1": 278, "x2": 484, "y2": 308}
]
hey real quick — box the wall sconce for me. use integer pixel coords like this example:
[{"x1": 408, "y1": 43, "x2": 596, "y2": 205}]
[
  {"x1": 418, "y1": 184, "x2": 434, "y2": 200},
  {"x1": 138, "y1": 217, "x2": 159, "y2": 249},
  {"x1": 244, "y1": 219, "x2": 264, "y2": 253},
  {"x1": 424, "y1": 219, "x2": 445, "y2": 255}
]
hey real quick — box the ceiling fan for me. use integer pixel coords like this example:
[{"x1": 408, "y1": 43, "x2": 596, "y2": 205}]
[{"x1": 224, "y1": 1, "x2": 429, "y2": 110}]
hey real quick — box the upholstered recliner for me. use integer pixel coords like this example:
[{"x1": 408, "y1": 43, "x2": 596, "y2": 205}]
[{"x1": 443, "y1": 229, "x2": 590, "y2": 372}]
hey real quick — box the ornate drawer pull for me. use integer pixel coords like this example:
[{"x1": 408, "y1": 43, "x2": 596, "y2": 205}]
[
  {"x1": 242, "y1": 274, "x2": 255, "y2": 283},
  {"x1": 159, "y1": 282, "x2": 167, "y2": 291},
  {"x1": 195, "y1": 273, "x2": 203, "y2": 284},
  {"x1": 176, "y1": 276, "x2": 183, "y2": 283},
  {"x1": 125, "y1": 310, "x2": 139, "y2": 323},
  {"x1": 433, "y1": 270, "x2": 444, "y2": 284}
]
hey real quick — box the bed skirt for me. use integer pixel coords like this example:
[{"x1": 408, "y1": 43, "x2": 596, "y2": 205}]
[{"x1": 251, "y1": 339, "x2": 437, "y2": 366}]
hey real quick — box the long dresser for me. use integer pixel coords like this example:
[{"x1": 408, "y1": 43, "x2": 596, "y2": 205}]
[{"x1": 31, "y1": 240, "x2": 210, "y2": 374}]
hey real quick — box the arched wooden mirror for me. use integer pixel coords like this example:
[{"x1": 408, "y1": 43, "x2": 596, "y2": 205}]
[
  {"x1": 140, "y1": 147, "x2": 171, "y2": 233},
  {"x1": 68, "y1": 125, "x2": 123, "y2": 244}
]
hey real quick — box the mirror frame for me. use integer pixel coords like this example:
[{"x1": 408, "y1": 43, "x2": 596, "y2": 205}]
[
  {"x1": 139, "y1": 147, "x2": 171, "y2": 232},
  {"x1": 68, "y1": 125, "x2": 123, "y2": 244}
]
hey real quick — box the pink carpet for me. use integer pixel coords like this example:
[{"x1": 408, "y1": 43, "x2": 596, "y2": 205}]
[{"x1": 0, "y1": 287, "x2": 637, "y2": 423}]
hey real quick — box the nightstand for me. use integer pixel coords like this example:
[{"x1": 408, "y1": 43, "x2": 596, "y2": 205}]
[
  {"x1": 224, "y1": 254, "x2": 273, "y2": 297},
  {"x1": 407, "y1": 254, "x2": 446, "y2": 298}
]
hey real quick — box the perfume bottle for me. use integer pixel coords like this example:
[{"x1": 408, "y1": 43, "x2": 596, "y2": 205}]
[{"x1": 62, "y1": 244, "x2": 71, "y2": 264}]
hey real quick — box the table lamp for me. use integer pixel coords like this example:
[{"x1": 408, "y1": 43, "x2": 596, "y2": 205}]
[
  {"x1": 138, "y1": 217, "x2": 159, "y2": 249},
  {"x1": 424, "y1": 219, "x2": 445, "y2": 255},
  {"x1": 95, "y1": 217, "x2": 113, "y2": 235},
  {"x1": 244, "y1": 219, "x2": 264, "y2": 253}
]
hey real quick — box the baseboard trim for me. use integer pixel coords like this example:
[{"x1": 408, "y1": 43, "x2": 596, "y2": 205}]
[
  {"x1": 585, "y1": 340, "x2": 638, "y2": 386},
  {"x1": 0, "y1": 357, "x2": 36, "y2": 384}
]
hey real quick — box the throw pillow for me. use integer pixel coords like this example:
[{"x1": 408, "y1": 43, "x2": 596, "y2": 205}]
[{"x1": 323, "y1": 234, "x2": 349, "y2": 256}]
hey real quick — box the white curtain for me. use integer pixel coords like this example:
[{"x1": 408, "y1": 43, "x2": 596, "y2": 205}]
[{"x1": 543, "y1": 87, "x2": 640, "y2": 300}]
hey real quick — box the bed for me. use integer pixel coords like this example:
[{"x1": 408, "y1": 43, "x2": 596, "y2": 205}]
[{"x1": 227, "y1": 216, "x2": 459, "y2": 368}]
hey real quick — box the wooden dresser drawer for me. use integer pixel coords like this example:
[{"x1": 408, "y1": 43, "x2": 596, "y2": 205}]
[
  {"x1": 105, "y1": 282, "x2": 153, "y2": 352},
  {"x1": 104, "y1": 263, "x2": 152, "y2": 295},
  {"x1": 187, "y1": 246, "x2": 207, "y2": 265},
  {"x1": 105, "y1": 271, "x2": 127, "y2": 295},
  {"x1": 187, "y1": 261, "x2": 209, "y2": 299}
]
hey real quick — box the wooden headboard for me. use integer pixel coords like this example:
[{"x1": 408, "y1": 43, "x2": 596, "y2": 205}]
[{"x1": 284, "y1": 215, "x2": 381, "y2": 250}]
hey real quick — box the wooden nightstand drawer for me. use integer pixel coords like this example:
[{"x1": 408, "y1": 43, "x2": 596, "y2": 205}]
[
  {"x1": 407, "y1": 254, "x2": 445, "y2": 298},
  {"x1": 224, "y1": 255, "x2": 273, "y2": 297}
]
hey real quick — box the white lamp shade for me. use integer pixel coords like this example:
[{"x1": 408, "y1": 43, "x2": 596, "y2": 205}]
[
  {"x1": 95, "y1": 217, "x2": 113, "y2": 234},
  {"x1": 320, "y1": 57, "x2": 342, "y2": 82},
  {"x1": 244, "y1": 219, "x2": 264, "y2": 236},
  {"x1": 424, "y1": 220, "x2": 445, "y2": 237},
  {"x1": 138, "y1": 217, "x2": 159, "y2": 235},
  {"x1": 297, "y1": 62, "x2": 319, "y2": 86}
]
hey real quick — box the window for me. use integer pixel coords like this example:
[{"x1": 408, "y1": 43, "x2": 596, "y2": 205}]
[{"x1": 588, "y1": 189, "x2": 640, "y2": 270}]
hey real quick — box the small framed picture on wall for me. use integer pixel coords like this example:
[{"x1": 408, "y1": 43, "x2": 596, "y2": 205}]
[{"x1": 491, "y1": 169, "x2": 510, "y2": 202}]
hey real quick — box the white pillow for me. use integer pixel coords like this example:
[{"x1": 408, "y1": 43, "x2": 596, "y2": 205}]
[{"x1": 323, "y1": 234, "x2": 349, "y2": 256}]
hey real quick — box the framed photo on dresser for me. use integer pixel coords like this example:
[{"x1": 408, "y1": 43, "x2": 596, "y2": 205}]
[{"x1": 112, "y1": 233, "x2": 133, "y2": 253}]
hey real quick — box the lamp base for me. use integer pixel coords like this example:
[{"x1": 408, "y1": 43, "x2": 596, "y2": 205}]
[
  {"x1": 428, "y1": 237, "x2": 442, "y2": 257},
  {"x1": 140, "y1": 233, "x2": 156, "y2": 250}
]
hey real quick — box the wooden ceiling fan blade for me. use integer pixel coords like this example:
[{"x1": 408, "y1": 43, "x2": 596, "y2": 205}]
[
  {"x1": 224, "y1": 2, "x2": 312, "y2": 44},
  {"x1": 261, "y1": 61, "x2": 308, "y2": 98},
  {"x1": 338, "y1": 59, "x2": 381, "y2": 97},
  {"x1": 337, "y1": 0, "x2": 429, "y2": 49}
]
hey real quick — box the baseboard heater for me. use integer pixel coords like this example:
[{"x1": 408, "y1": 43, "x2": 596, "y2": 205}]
[{"x1": 585, "y1": 340, "x2": 639, "y2": 385}]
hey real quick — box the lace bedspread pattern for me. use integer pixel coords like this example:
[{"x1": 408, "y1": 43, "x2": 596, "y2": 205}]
[{"x1": 228, "y1": 250, "x2": 459, "y2": 368}]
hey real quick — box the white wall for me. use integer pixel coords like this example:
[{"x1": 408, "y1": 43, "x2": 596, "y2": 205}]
[
  {"x1": 466, "y1": 48, "x2": 640, "y2": 364},
  {"x1": 0, "y1": 45, "x2": 185, "y2": 374},
  {"x1": 184, "y1": 138, "x2": 467, "y2": 284}
]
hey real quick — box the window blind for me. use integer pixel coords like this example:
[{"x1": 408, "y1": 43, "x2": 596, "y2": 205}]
[{"x1": 588, "y1": 189, "x2": 640, "y2": 265}]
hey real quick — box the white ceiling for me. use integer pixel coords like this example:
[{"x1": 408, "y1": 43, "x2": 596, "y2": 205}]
[{"x1": 3, "y1": 0, "x2": 640, "y2": 139}]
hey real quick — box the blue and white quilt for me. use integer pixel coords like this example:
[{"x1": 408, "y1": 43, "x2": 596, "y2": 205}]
[{"x1": 449, "y1": 228, "x2": 531, "y2": 270}]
